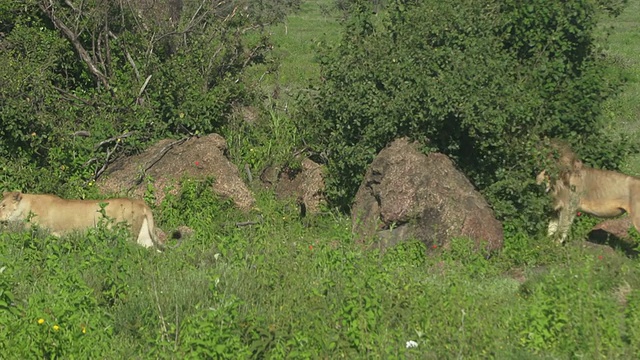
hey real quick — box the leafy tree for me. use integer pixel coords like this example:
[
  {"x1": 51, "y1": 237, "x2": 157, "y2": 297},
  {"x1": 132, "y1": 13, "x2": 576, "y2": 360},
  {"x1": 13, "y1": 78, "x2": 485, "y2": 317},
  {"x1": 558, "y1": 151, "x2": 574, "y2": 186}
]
[
  {"x1": 0, "y1": 0, "x2": 291, "y2": 195},
  {"x1": 301, "y1": 0, "x2": 632, "y2": 234}
]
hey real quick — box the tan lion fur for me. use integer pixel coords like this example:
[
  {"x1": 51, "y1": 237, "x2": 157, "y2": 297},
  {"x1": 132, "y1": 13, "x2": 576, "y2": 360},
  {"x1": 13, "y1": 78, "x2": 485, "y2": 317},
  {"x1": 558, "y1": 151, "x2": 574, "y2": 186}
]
[
  {"x1": 536, "y1": 142, "x2": 640, "y2": 244},
  {"x1": 0, "y1": 191, "x2": 163, "y2": 249}
]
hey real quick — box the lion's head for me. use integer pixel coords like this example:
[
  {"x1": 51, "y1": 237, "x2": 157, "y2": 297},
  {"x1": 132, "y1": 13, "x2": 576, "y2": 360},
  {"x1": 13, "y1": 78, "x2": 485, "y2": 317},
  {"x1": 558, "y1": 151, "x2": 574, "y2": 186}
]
[{"x1": 0, "y1": 191, "x2": 22, "y2": 222}]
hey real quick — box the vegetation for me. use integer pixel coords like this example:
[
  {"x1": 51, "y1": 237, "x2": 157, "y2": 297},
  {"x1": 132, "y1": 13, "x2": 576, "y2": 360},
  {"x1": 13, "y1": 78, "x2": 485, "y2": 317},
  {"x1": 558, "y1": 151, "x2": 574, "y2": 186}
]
[
  {"x1": 301, "y1": 0, "x2": 635, "y2": 234},
  {"x1": 0, "y1": 0, "x2": 278, "y2": 196},
  {"x1": 1, "y1": 0, "x2": 640, "y2": 358},
  {"x1": 3, "y1": 182, "x2": 640, "y2": 358}
]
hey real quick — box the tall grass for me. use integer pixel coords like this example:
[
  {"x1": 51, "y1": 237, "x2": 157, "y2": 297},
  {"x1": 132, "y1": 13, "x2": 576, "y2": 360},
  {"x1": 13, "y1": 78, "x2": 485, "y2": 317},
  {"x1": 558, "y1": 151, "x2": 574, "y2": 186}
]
[
  {"x1": 597, "y1": 0, "x2": 640, "y2": 173},
  {"x1": 3, "y1": 180, "x2": 640, "y2": 358}
]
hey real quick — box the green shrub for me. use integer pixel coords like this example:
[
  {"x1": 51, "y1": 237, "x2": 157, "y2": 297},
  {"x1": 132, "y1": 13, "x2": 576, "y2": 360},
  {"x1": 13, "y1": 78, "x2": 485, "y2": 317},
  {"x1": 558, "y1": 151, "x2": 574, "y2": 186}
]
[
  {"x1": 301, "y1": 0, "x2": 632, "y2": 234},
  {"x1": 0, "y1": 1, "x2": 290, "y2": 197}
]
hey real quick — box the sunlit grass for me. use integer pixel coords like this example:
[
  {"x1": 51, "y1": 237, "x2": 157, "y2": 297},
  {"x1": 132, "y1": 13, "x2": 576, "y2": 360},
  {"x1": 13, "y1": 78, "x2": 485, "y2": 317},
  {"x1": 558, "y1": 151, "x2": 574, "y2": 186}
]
[{"x1": 597, "y1": 0, "x2": 640, "y2": 174}]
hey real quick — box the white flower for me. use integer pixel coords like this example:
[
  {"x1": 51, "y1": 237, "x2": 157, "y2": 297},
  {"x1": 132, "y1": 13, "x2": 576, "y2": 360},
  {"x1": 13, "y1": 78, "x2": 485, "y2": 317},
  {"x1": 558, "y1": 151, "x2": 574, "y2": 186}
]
[
  {"x1": 214, "y1": 253, "x2": 220, "y2": 261},
  {"x1": 406, "y1": 340, "x2": 418, "y2": 349}
]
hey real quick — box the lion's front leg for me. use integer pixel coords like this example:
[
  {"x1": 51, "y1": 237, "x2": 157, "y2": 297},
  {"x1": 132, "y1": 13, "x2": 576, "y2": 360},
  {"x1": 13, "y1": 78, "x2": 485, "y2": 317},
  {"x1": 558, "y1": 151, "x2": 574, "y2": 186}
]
[
  {"x1": 547, "y1": 218, "x2": 559, "y2": 237},
  {"x1": 555, "y1": 208, "x2": 576, "y2": 244}
]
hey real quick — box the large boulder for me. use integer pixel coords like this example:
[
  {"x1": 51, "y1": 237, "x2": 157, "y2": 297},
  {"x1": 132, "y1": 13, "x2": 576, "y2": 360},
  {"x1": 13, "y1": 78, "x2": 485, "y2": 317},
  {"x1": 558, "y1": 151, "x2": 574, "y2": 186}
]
[
  {"x1": 589, "y1": 218, "x2": 633, "y2": 241},
  {"x1": 352, "y1": 138, "x2": 503, "y2": 252},
  {"x1": 261, "y1": 158, "x2": 327, "y2": 216},
  {"x1": 97, "y1": 133, "x2": 255, "y2": 210}
]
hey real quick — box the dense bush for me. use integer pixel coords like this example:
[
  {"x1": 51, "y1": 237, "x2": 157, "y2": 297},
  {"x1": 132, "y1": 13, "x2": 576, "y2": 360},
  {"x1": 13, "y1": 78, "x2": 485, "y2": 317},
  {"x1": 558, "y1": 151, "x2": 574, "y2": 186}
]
[
  {"x1": 0, "y1": 0, "x2": 296, "y2": 196},
  {"x1": 301, "y1": 0, "x2": 632, "y2": 234}
]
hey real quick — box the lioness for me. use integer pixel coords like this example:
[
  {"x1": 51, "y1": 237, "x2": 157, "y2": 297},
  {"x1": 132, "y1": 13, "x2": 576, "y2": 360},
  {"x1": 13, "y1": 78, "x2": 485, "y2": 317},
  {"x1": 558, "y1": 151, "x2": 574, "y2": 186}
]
[
  {"x1": 0, "y1": 191, "x2": 163, "y2": 249},
  {"x1": 537, "y1": 143, "x2": 640, "y2": 244}
]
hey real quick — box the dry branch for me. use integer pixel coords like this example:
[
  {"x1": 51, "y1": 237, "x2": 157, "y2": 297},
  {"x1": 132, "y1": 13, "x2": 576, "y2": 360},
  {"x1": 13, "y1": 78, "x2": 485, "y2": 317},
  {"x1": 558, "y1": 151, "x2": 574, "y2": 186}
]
[
  {"x1": 93, "y1": 142, "x2": 119, "y2": 181},
  {"x1": 40, "y1": 0, "x2": 110, "y2": 89},
  {"x1": 94, "y1": 131, "x2": 136, "y2": 149},
  {"x1": 52, "y1": 86, "x2": 95, "y2": 106}
]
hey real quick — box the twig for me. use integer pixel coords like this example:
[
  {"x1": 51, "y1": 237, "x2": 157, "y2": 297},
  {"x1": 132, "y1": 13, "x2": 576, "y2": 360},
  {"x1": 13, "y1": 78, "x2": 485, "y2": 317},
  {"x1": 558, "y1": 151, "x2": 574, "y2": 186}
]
[
  {"x1": 187, "y1": 0, "x2": 207, "y2": 27},
  {"x1": 63, "y1": 0, "x2": 78, "y2": 12},
  {"x1": 242, "y1": 42, "x2": 268, "y2": 68},
  {"x1": 292, "y1": 147, "x2": 309, "y2": 158},
  {"x1": 126, "y1": 44, "x2": 141, "y2": 80},
  {"x1": 109, "y1": 30, "x2": 141, "y2": 82},
  {"x1": 72, "y1": 130, "x2": 91, "y2": 137},
  {"x1": 83, "y1": 157, "x2": 97, "y2": 167},
  {"x1": 93, "y1": 142, "x2": 119, "y2": 181},
  {"x1": 52, "y1": 86, "x2": 94, "y2": 106},
  {"x1": 143, "y1": 137, "x2": 188, "y2": 172},
  {"x1": 244, "y1": 164, "x2": 253, "y2": 183},
  {"x1": 174, "y1": 302, "x2": 180, "y2": 348},
  {"x1": 235, "y1": 219, "x2": 262, "y2": 227},
  {"x1": 135, "y1": 137, "x2": 189, "y2": 184},
  {"x1": 94, "y1": 131, "x2": 135, "y2": 149},
  {"x1": 138, "y1": 75, "x2": 152, "y2": 98},
  {"x1": 226, "y1": 215, "x2": 264, "y2": 228}
]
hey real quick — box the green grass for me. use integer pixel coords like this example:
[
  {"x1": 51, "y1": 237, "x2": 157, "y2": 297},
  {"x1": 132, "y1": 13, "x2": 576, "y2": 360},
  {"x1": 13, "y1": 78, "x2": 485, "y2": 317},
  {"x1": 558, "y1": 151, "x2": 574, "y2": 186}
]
[
  {"x1": 269, "y1": 1, "x2": 343, "y2": 85},
  {"x1": 597, "y1": 0, "x2": 640, "y2": 174},
  {"x1": 3, "y1": 0, "x2": 640, "y2": 358},
  {"x1": 2, "y1": 170, "x2": 640, "y2": 356},
  {"x1": 4, "y1": 182, "x2": 640, "y2": 358},
  {"x1": 244, "y1": 0, "x2": 342, "y2": 102}
]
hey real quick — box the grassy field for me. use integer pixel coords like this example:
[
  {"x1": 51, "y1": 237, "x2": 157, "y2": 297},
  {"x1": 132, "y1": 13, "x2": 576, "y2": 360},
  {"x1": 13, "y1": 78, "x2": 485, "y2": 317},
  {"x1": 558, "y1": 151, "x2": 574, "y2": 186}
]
[
  {"x1": 4, "y1": 180, "x2": 640, "y2": 358},
  {"x1": 3, "y1": 0, "x2": 640, "y2": 358},
  {"x1": 598, "y1": 0, "x2": 640, "y2": 173},
  {"x1": 244, "y1": 0, "x2": 343, "y2": 103}
]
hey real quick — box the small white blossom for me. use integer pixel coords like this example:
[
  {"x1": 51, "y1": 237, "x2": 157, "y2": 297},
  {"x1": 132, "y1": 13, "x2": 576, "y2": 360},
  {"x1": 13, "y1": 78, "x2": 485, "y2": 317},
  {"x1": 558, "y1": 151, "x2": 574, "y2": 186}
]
[{"x1": 406, "y1": 340, "x2": 418, "y2": 349}]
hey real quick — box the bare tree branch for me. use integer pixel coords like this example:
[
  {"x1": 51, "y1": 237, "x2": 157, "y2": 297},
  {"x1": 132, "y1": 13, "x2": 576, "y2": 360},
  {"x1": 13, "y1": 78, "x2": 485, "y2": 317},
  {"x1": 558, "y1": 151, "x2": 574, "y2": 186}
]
[
  {"x1": 39, "y1": 0, "x2": 111, "y2": 89},
  {"x1": 91, "y1": 142, "x2": 119, "y2": 182},
  {"x1": 139, "y1": 137, "x2": 189, "y2": 176},
  {"x1": 94, "y1": 131, "x2": 136, "y2": 149},
  {"x1": 138, "y1": 75, "x2": 152, "y2": 98},
  {"x1": 63, "y1": 0, "x2": 78, "y2": 12},
  {"x1": 52, "y1": 85, "x2": 95, "y2": 106}
]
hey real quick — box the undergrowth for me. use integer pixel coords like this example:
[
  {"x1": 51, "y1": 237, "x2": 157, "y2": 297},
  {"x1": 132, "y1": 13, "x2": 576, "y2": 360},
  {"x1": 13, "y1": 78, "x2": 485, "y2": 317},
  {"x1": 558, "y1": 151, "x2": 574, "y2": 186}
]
[{"x1": 2, "y1": 180, "x2": 640, "y2": 358}]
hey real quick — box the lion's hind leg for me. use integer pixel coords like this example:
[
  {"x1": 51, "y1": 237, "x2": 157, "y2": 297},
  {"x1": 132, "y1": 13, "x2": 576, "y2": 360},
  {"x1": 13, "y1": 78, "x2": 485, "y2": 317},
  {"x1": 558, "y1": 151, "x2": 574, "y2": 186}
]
[{"x1": 629, "y1": 183, "x2": 640, "y2": 236}]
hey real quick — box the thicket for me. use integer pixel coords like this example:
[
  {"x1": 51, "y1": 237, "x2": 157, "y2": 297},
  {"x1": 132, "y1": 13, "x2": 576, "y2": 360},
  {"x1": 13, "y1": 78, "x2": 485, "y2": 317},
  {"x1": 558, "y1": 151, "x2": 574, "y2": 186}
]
[
  {"x1": 301, "y1": 0, "x2": 633, "y2": 234},
  {"x1": 0, "y1": 0, "x2": 300, "y2": 196}
]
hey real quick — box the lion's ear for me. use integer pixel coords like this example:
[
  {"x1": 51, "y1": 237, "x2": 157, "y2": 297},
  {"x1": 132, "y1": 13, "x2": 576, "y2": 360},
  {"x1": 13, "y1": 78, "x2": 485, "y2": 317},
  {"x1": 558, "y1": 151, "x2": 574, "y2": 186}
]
[
  {"x1": 573, "y1": 159, "x2": 583, "y2": 170},
  {"x1": 12, "y1": 191, "x2": 22, "y2": 202}
]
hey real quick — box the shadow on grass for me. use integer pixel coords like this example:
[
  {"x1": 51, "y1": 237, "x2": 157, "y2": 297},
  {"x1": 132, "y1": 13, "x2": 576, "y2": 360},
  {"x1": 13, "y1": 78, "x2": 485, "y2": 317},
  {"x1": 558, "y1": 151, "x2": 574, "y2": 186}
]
[{"x1": 587, "y1": 229, "x2": 639, "y2": 258}]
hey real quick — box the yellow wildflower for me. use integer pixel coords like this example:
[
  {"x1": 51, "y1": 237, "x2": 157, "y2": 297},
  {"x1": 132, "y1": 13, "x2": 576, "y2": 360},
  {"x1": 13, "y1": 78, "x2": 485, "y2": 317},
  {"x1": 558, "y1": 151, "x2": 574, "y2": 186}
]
[
  {"x1": 37, "y1": 318, "x2": 45, "y2": 325},
  {"x1": 53, "y1": 325, "x2": 60, "y2": 331},
  {"x1": 81, "y1": 326, "x2": 86, "y2": 334}
]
